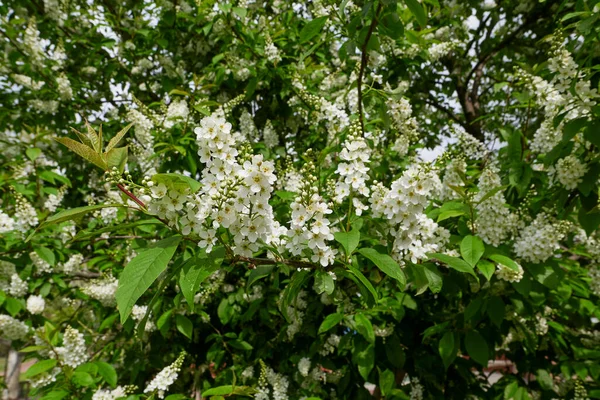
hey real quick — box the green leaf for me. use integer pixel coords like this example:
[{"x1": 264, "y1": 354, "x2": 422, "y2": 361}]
[
  {"x1": 105, "y1": 146, "x2": 128, "y2": 174},
  {"x1": 405, "y1": 0, "x2": 427, "y2": 27},
  {"x1": 422, "y1": 263, "x2": 443, "y2": 293},
  {"x1": 439, "y1": 331, "x2": 456, "y2": 370},
  {"x1": 314, "y1": 270, "x2": 335, "y2": 295},
  {"x1": 334, "y1": 229, "x2": 360, "y2": 256},
  {"x1": 247, "y1": 265, "x2": 274, "y2": 289},
  {"x1": 318, "y1": 313, "x2": 343, "y2": 334},
  {"x1": 179, "y1": 246, "x2": 226, "y2": 308},
  {"x1": 23, "y1": 359, "x2": 58, "y2": 379},
  {"x1": 35, "y1": 204, "x2": 125, "y2": 231},
  {"x1": 116, "y1": 235, "x2": 182, "y2": 323},
  {"x1": 563, "y1": 117, "x2": 588, "y2": 141},
  {"x1": 486, "y1": 297, "x2": 505, "y2": 328},
  {"x1": 72, "y1": 371, "x2": 95, "y2": 387},
  {"x1": 299, "y1": 16, "x2": 328, "y2": 43},
  {"x1": 477, "y1": 260, "x2": 495, "y2": 281},
  {"x1": 353, "y1": 340, "x2": 375, "y2": 380},
  {"x1": 460, "y1": 235, "x2": 485, "y2": 267},
  {"x1": 427, "y1": 253, "x2": 478, "y2": 280},
  {"x1": 202, "y1": 386, "x2": 233, "y2": 396},
  {"x1": 95, "y1": 361, "x2": 117, "y2": 388},
  {"x1": 488, "y1": 254, "x2": 519, "y2": 272},
  {"x1": 218, "y1": 298, "x2": 234, "y2": 325},
  {"x1": 358, "y1": 248, "x2": 406, "y2": 287},
  {"x1": 347, "y1": 262, "x2": 379, "y2": 304},
  {"x1": 54, "y1": 137, "x2": 107, "y2": 170},
  {"x1": 354, "y1": 313, "x2": 375, "y2": 343},
  {"x1": 35, "y1": 246, "x2": 55, "y2": 266},
  {"x1": 465, "y1": 330, "x2": 489, "y2": 367},
  {"x1": 281, "y1": 270, "x2": 311, "y2": 321},
  {"x1": 536, "y1": 369, "x2": 554, "y2": 391},
  {"x1": 106, "y1": 122, "x2": 133, "y2": 152},
  {"x1": 379, "y1": 369, "x2": 395, "y2": 396},
  {"x1": 26, "y1": 147, "x2": 42, "y2": 161},
  {"x1": 40, "y1": 391, "x2": 69, "y2": 400},
  {"x1": 228, "y1": 339, "x2": 253, "y2": 351},
  {"x1": 152, "y1": 173, "x2": 201, "y2": 193},
  {"x1": 175, "y1": 314, "x2": 193, "y2": 339}
]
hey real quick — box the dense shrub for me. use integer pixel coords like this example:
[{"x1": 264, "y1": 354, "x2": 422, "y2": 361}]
[{"x1": 0, "y1": 0, "x2": 599, "y2": 399}]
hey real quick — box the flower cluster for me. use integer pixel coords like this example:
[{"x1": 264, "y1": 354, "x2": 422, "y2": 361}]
[
  {"x1": 286, "y1": 162, "x2": 336, "y2": 266},
  {"x1": 0, "y1": 315, "x2": 30, "y2": 340},
  {"x1": 55, "y1": 326, "x2": 88, "y2": 368},
  {"x1": 496, "y1": 263, "x2": 524, "y2": 283},
  {"x1": 371, "y1": 165, "x2": 449, "y2": 263},
  {"x1": 549, "y1": 154, "x2": 588, "y2": 190},
  {"x1": 513, "y1": 212, "x2": 570, "y2": 263},
  {"x1": 255, "y1": 361, "x2": 289, "y2": 400},
  {"x1": 81, "y1": 275, "x2": 119, "y2": 306},
  {"x1": 474, "y1": 165, "x2": 517, "y2": 246},
  {"x1": 144, "y1": 352, "x2": 186, "y2": 399},
  {"x1": 26, "y1": 295, "x2": 45, "y2": 314},
  {"x1": 333, "y1": 121, "x2": 371, "y2": 214}
]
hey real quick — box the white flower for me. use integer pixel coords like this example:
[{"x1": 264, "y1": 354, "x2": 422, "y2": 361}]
[
  {"x1": 0, "y1": 315, "x2": 30, "y2": 340},
  {"x1": 55, "y1": 326, "x2": 87, "y2": 368},
  {"x1": 144, "y1": 352, "x2": 186, "y2": 399},
  {"x1": 495, "y1": 263, "x2": 524, "y2": 283},
  {"x1": 298, "y1": 357, "x2": 311, "y2": 377},
  {"x1": 26, "y1": 295, "x2": 45, "y2": 314}
]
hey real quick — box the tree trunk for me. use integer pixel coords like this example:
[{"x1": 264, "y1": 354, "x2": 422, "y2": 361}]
[{"x1": 3, "y1": 344, "x2": 22, "y2": 400}]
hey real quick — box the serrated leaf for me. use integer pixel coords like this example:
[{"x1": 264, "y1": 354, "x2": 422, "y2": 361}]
[
  {"x1": 116, "y1": 235, "x2": 182, "y2": 323},
  {"x1": 488, "y1": 254, "x2": 519, "y2": 272},
  {"x1": 85, "y1": 120, "x2": 102, "y2": 153},
  {"x1": 105, "y1": 123, "x2": 133, "y2": 152},
  {"x1": 54, "y1": 137, "x2": 107, "y2": 170},
  {"x1": 299, "y1": 16, "x2": 328, "y2": 43},
  {"x1": 439, "y1": 331, "x2": 456, "y2": 370},
  {"x1": 26, "y1": 147, "x2": 42, "y2": 161},
  {"x1": 354, "y1": 313, "x2": 375, "y2": 343},
  {"x1": 477, "y1": 260, "x2": 495, "y2": 281},
  {"x1": 152, "y1": 173, "x2": 201, "y2": 193},
  {"x1": 460, "y1": 235, "x2": 485, "y2": 267},
  {"x1": 281, "y1": 270, "x2": 311, "y2": 321},
  {"x1": 95, "y1": 361, "x2": 117, "y2": 388},
  {"x1": 422, "y1": 263, "x2": 443, "y2": 293},
  {"x1": 427, "y1": 253, "x2": 478, "y2": 280},
  {"x1": 465, "y1": 330, "x2": 489, "y2": 367},
  {"x1": 347, "y1": 261, "x2": 379, "y2": 304},
  {"x1": 72, "y1": 371, "x2": 95, "y2": 387},
  {"x1": 23, "y1": 359, "x2": 57, "y2": 379},
  {"x1": 405, "y1": 0, "x2": 427, "y2": 27},
  {"x1": 35, "y1": 204, "x2": 125, "y2": 231},
  {"x1": 105, "y1": 146, "x2": 128, "y2": 174},
  {"x1": 334, "y1": 229, "x2": 360, "y2": 256},
  {"x1": 247, "y1": 265, "x2": 274, "y2": 289},
  {"x1": 358, "y1": 248, "x2": 406, "y2": 287},
  {"x1": 228, "y1": 339, "x2": 253, "y2": 351},
  {"x1": 179, "y1": 246, "x2": 226, "y2": 308},
  {"x1": 318, "y1": 313, "x2": 344, "y2": 334},
  {"x1": 486, "y1": 297, "x2": 505, "y2": 328},
  {"x1": 175, "y1": 314, "x2": 193, "y2": 339},
  {"x1": 314, "y1": 270, "x2": 335, "y2": 295}
]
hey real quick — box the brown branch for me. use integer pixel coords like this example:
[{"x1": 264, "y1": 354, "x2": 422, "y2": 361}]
[
  {"x1": 357, "y1": 2, "x2": 383, "y2": 133},
  {"x1": 116, "y1": 183, "x2": 146, "y2": 209},
  {"x1": 235, "y1": 255, "x2": 318, "y2": 270}
]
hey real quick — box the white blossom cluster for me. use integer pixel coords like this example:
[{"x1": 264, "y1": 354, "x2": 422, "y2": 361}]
[
  {"x1": 131, "y1": 305, "x2": 156, "y2": 332},
  {"x1": 370, "y1": 165, "x2": 449, "y2": 263},
  {"x1": 44, "y1": 186, "x2": 67, "y2": 212},
  {"x1": 9, "y1": 274, "x2": 28, "y2": 298},
  {"x1": 144, "y1": 352, "x2": 186, "y2": 399},
  {"x1": 56, "y1": 73, "x2": 73, "y2": 100},
  {"x1": 240, "y1": 108, "x2": 260, "y2": 143},
  {"x1": 513, "y1": 212, "x2": 569, "y2": 263},
  {"x1": 0, "y1": 315, "x2": 30, "y2": 340},
  {"x1": 474, "y1": 165, "x2": 517, "y2": 246},
  {"x1": 428, "y1": 41, "x2": 460, "y2": 61},
  {"x1": 30, "y1": 367, "x2": 60, "y2": 389},
  {"x1": 0, "y1": 209, "x2": 15, "y2": 233},
  {"x1": 165, "y1": 98, "x2": 190, "y2": 127},
  {"x1": 262, "y1": 120, "x2": 279, "y2": 148},
  {"x1": 14, "y1": 192, "x2": 39, "y2": 232},
  {"x1": 92, "y1": 386, "x2": 129, "y2": 400},
  {"x1": 440, "y1": 158, "x2": 466, "y2": 201},
  {"x1": 55, "y1": 326, "x2": 88, "y2": 368},
  {"x1": 29, "y1": 100, "x2": 59, "y2": 114},
  {"x1": 548, "y1": 154, "x2": 588, "y2": 190},
  {"x1": 265, "y1": 37, "x2": 282, "y2": 64},
  {"x1": 449, "y1": 124, "x2": 488, "y2": 160},
  {"x1": 81, "y1": 275, "x2": 119, "y2": 306},
  {"x1": 11, "y1": 74, "x2": 45, "y2": 90},
  {"x1": 333, "y1": 122, "x2": 371, "y2": 215},
  {"x1": 30, "y1": 251, "x2": 52, "y2": 274},
  {"x1": 284, "y1": 290, "x2": 307, "y2": 340},
  {"x1": 255, "y1": 362, "x2": 289, "y2": 400},
  {"x1": 26, "y1": 295, "x2": 46, "y2": 314},
  {"x1": 496, "y1": 263, "x2": 524, "y2": 283},
  {"x1": 297, "y1": 357, "x2": 311, "y2": 377},
  {"x1": 286, "y1": 162, "x2": 337, "y2": 266},
  {"x1": 59, "y1": 253, "x2": 84, "y2": 274},
  {"x1": 387, "y1": 96, "x2": 419, "y2": 140}
]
